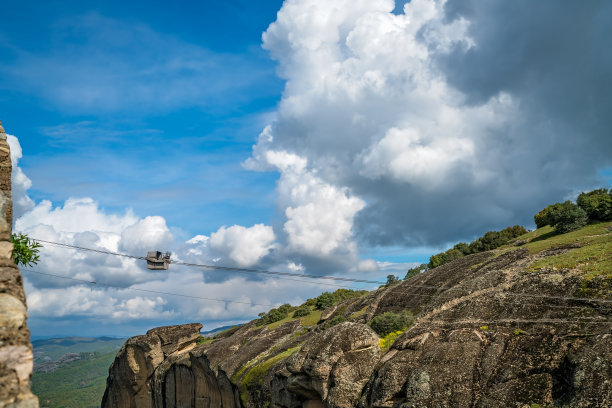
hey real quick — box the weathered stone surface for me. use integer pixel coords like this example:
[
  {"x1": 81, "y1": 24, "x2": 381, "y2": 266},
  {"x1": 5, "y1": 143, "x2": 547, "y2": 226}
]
[
  {"x1": 103, "y1": 232, "x2": 611, "y2": 407},
  {"x1": 0, "y1": 120, "x2": 38, "y2": 407},
  {"x1": 147, "y1": 323, "x2": 203, "y2": 357},
  {"x1": 271, "y1": 322, "x2": 380, "y2": 408},
  {"x1": 0, "y1": 294, "x2": 26, "y2": 331},
  {"x1": 101, "y1": 323, "x2": 236, "y2": 408}
]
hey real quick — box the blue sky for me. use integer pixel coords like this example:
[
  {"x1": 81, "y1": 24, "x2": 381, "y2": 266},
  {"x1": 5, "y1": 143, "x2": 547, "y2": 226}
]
[
  {"x1": 3, "y1": 0, "x2": 611, "y2": 337},
  {"x1": 1, "y1": 0, "x2": 287, "y2": 236}
]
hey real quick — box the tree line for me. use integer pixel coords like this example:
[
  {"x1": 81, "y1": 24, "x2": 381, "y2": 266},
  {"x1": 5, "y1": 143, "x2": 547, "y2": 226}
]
[{"x1": 401, "y1": 187, "x2": 611, "y2": 278}]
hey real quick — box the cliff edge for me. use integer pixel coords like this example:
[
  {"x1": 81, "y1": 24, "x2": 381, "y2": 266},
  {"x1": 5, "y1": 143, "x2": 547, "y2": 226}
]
[{"x1": 103, "y1": 222, "x2": 611, "y2": 407}]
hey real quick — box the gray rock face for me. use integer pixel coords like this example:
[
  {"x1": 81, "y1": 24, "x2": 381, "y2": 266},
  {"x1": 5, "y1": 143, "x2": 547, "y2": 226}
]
[
  {"x1": 103, "y1": 235, "x2": 612, "y2": 407},
  {"x1": 271, "y1": 322, "x2": 380, "y2": 408},
  {"x1": 101, "y1": 323, "x2": 240, "y2": 408}
]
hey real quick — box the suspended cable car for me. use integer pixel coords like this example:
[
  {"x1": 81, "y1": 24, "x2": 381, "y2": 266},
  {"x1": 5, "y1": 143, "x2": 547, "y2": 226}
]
[{"x1": 146, "y1": 251, "x2": 171, "y2": 270}]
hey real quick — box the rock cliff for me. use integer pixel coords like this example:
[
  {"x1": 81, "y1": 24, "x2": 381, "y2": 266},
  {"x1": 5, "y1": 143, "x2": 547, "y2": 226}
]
[
  {"x1": 0, "y1": 120, "x2": 39, "y2": 408},
  {"x1": 103, "y1": 223, "x2": 611, "y2": 407}
]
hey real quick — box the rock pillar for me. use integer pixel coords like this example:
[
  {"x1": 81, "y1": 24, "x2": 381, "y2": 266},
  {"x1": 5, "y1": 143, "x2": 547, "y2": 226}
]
[{"x1": 0, "y1": 120, "x2": 39, "y2": 407}]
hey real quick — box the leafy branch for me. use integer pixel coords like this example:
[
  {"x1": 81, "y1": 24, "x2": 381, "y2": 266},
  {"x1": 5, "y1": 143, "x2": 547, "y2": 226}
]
[{"x1": 11, "y1": 233, "x2": 42, "y2": 266}]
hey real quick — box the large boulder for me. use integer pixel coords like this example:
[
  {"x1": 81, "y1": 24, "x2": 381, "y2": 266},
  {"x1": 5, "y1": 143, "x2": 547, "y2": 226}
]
[{"x1": 271, "y1": 322, "x2": 380, "y2": 408}]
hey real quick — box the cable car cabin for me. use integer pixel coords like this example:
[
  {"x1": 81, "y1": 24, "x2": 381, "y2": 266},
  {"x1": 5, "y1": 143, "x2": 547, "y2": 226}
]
[{"x1": 146, "y1": 251, "x2": 171, "y2": 270}]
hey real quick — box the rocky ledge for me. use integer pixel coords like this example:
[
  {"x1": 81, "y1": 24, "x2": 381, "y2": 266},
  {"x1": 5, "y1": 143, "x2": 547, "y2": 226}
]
[{"x1": 102, "y1": 224, "x2": 612, "y2": 408}]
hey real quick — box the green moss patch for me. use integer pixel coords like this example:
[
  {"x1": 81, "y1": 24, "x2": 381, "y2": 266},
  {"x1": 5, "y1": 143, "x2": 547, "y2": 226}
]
[
  {"x1": 239, "y1": 347, "x2": 300, "y2": 405},
  {"x1": 349, "y1": 306, "x2": 368, "y2": 319}
]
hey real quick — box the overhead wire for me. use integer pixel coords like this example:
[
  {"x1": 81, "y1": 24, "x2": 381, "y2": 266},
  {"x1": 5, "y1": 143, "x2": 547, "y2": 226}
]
[
  {"x1": 28, "y1": 238, "x2": 612, "y2": 309},
  {"x1": 33, "y1": 238, "x2": 386, "y2": 286}
]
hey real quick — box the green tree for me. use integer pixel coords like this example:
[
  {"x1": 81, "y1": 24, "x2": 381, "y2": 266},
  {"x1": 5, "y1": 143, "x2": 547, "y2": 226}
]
[
  {"x1": 314, "y1": 292, "x2": 335, "y2": 310},
  {"x1": 404, "y1": 264, "x2": 428, "y2": 280},
  {"x1": 577, "y1": 188, "x2": 612, "y2": 221},
  {"x1": 534, "y1": 202, "x2": 565, "y2": 228},
  {"x1": 385, "y1": 274, "x2": 400, "y2": 286},
  {"x1": 552, "y1": 202, "x2": 588, "y2": 234},
  {"x1": 11, "y1": 233, "x2": 42, "y2": 267},
  {"x1": 292, "y1": 306, "x2": 311, "y2": 317}
]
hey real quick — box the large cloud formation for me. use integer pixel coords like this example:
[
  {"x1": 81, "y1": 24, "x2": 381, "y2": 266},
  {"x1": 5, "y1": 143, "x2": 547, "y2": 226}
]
[
  {"x1": 250, "y1": 0, "x2": 612, "y2": 249},
  {"x1": 10, "y1": 0, "x2": 612, "y2": 336}
]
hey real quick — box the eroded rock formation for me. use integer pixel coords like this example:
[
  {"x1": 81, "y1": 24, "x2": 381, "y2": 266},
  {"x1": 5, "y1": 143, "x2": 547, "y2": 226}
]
[
  {"x1": 102, "y1": 323, "x2": 241, "y2": 408},
  {"x1": 0, "y1": 120, "x2": 39, "y2": 407},
  {"x1": 103, "y1": 227, "x2": 612, "y2": 407}
]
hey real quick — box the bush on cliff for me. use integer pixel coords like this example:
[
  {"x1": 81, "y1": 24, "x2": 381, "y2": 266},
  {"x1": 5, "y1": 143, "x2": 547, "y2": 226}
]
[
  {"x1": 428, "y1": 225, "x2": 527, "y2": 269},
  {"x1": 313, "y1": 289, "x2": 368, "y2": 310},
  {"x1": 534, "y1": 202, "x2": 565, "y2": 228},
  {"x1": 369, "y1": 311, "x2": 414, "y2": 337},
  {"x1": 551, "y1": 202, "x2": 588, "y2": 234},
  {"x1": 259, "y1": 304, "x2": 292, "y2": 324},
  {"x1": 292, "y1": 306, "x2": 311, "y2": 318},
  {"x1": 577, "y1": 188, "x2": 612, "y2": 221},
  {"x1": 404, "y1": 264, "x2": 428, "y2": 280}
]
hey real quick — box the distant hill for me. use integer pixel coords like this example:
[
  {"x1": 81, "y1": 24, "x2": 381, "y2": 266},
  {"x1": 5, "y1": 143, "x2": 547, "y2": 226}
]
[{"x1": 32, "y1": 337, "x2": 125, "y2": 408}]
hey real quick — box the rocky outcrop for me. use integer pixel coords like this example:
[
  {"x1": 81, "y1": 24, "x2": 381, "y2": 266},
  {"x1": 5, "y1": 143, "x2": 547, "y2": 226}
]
[
  {"x1": 0, "y1": 120, "x2": 39, "y2": 408},
  {"x1": 271, "y1": 322, "x2": 380, "y2": 408},
  {"x1": 102, "y1": 323, "x2": 241, "y2": 408},
  {"x1": 104, "y1": 224, "x2": 612, "y2": 407}
]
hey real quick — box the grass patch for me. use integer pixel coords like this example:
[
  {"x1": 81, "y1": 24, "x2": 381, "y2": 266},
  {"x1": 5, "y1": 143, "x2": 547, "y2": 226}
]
[
  {"x1": 261, "y1": 308, "x2": 322, "y2": 333},
  {"x1": 522, "y1": 222, "x2": 611, "y2": 254},
  {"x1": 300, "y1": 310, "x2": 322, "y2": 326},
  {"x1": 240, "y1": 347, "x2": 300, "y2": 405},
  {"x1": 523, "y1": 222, "x2": 612, "y2": 279},
  {"x1": 196, "y1": 336, "x2": 214, "y2": 345},
  {"x1": 266, "y1": 315, "x2": 297, "y2": 330},
  {"x1": 349, "y1": 306, "x2": 368, "y2": 319}
]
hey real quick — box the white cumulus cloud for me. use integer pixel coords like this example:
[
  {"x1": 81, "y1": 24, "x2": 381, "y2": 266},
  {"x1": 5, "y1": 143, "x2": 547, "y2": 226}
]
[{"x1": 209, "y1": 224, "x2": 276, "y2": 267}]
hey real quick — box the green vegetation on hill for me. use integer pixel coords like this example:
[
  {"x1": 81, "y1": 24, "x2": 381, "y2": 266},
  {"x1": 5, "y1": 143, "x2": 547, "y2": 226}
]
[
  {"x1": 31, "y1": 337, "x2": 124, "y2": 408},
  {"x1": 427, "y1": 225, "x2": 527, "y2": 269},
  {"x1": 418, "y1": 187, "x2": 612, "y2": 273},
  {"x1": 521, "y1": 221, "x2": 612, "y2": 280},
  {"x1": 534, "y1": 188, "x2": 612, "y2": 233},
  {"x1": 33, "y1": 337, "x2": 125, "y2": 364},
  {"x1": 33, "y1": 350, "x2": 117, "y2": 408}
]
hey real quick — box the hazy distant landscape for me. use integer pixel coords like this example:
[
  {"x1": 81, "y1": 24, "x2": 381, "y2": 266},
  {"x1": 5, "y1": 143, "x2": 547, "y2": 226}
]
[{"x1": 32, "y1": 337, "x2": 124, "y2": 408}]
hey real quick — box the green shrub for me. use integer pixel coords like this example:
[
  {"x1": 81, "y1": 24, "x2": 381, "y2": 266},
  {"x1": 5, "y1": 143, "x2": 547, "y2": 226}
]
[
  {"x1": 534, "y1": 202, "x2": 567, "y2": 228},
  {"x1": 404, "y1": 264, "x2": 428, "y2": 280},
  {"x1": 369, "y1": 311, "x2": 414, "y2": 337},
  {"x1": 384, "y1": 274, "x2": 401, "y2": 286},
  {"x1": 314, "y1": 292, "x2": 335, "y2": 310},
  {"x1": 577, "y1": 188, "x2": 612, "y2": 221},
  {"x1": 427, "y1": 225, "x2": 526, "y2": 269},
  {"x1": 314, "y1": 289, "x2": 368, "y2": 310},
  {"x1": 325, "y1": 315, "x2": 347, "y2": 328},
  {"x1": 292, "y1": 306, "x2": 311, "y2": 318},
  {"x1": 260, "y1": 303, "x2": 293, "y2": 324},
  {"x1": 552, "y1": 202, "x2": 588, "y2": 234},
  {"x1": 11, "y1": 233, "x2": 42, "y2": 267}
]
